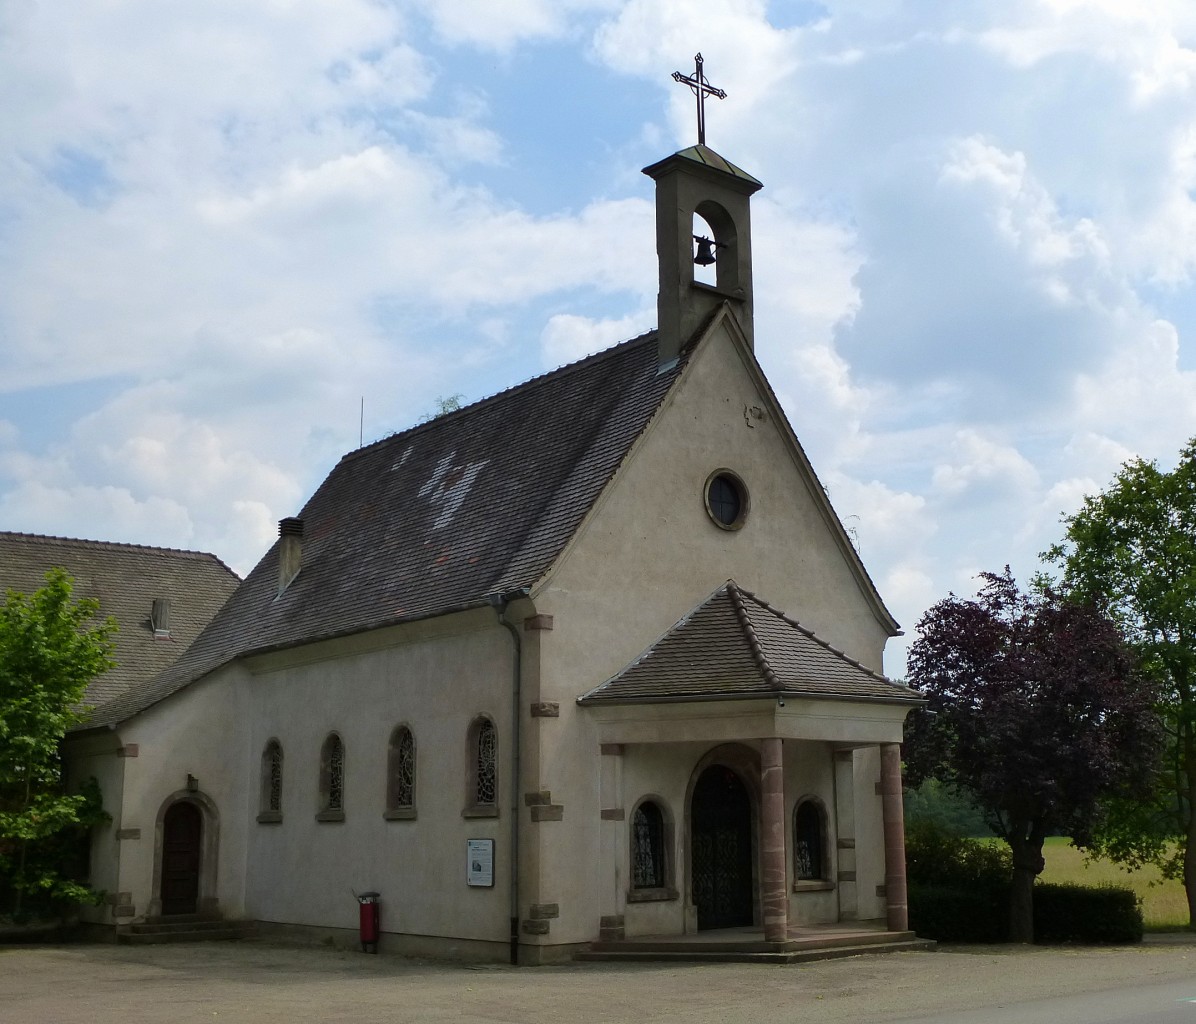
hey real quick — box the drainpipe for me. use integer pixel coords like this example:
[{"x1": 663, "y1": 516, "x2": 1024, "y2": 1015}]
[{"x1": 490, "y1": 589, "x2": 529, "y2": 966}]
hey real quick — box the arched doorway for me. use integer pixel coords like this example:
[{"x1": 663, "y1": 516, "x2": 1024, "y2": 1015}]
[
  {"x1": 160, "y1": 801, "x2": 202, "y2": 915},
  {"x1": 691, "y1": 764, "x2": 754, "y2": 929}
]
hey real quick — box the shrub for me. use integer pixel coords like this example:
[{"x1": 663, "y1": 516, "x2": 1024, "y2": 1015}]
[
  {"x1": 908, "y1": 883, "x2": 1008, "y2": 942},
  {"x1": 905, "y1": 823, "x2": 1141, "y2": 944},
  {"x1": 905, "y1": 820, "x2": 1010, "y2": 888},
  {"x1": 1033, "y1": 883, "x2": 1143, "y2": 944}
]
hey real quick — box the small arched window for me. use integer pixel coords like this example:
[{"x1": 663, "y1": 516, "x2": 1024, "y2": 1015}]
[
  {"x1": 464, "y1": 716, "x2": 498, "y2": 817},
  {"x1": 257, "y1": 739, "x2": 283, "y2": 824},
  {"x1": 317, "y1": 733, "x2": 346, "y2": 822},
  {"x1": 386, "y1": 725, "x2": 416, "y2": 819},
  {"x1": 794, "y1": 800, "x2": 825, "y2": 880},
  {"x1": 631, "y1": 801, "x2": 665, "y2": 889}
]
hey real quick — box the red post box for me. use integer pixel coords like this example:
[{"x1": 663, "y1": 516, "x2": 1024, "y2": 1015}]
[{"x1": 356, "y1": 891, "x2": 380, "y2": 953}]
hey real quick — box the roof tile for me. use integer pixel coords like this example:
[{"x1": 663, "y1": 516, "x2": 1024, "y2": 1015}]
[
  {"x1": 88, "y1": 331, "x2": 680, "y2": 727},
  {"x1": 0, "y1": 533, "x2": 239, "y2": 708},
  {"x1": 578, "y1": 581, "x2": 920, "y2": 706}
]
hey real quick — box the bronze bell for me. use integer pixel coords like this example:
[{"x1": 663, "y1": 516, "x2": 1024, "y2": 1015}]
[{"x1": 693, "y1": 235, "x2": 717, "y2": 266}]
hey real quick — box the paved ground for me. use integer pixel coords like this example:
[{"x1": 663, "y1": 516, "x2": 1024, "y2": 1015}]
[{"x1": 2, "y1": 937, "x2": 1195, "y2": 1024}]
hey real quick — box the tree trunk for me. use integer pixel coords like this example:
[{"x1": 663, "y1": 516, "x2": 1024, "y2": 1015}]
[
  {"x1": 1185, "y1": 771, "x2": 1196, "y2": 930},
  {"x1": 1007, "y1": 827, "x2": 1046, "y2": 944}
]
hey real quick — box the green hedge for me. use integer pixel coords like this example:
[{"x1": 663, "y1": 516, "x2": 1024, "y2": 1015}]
[
  {"x1": 1033, "y1": 883, "x2": 1143, "y2": 944},
  {"x1": 905, "y1": 823, "x2": 1142, "y2": 944},
  {"x1": 908, "y1": 883, "x2": 1008, "y2": 942}
]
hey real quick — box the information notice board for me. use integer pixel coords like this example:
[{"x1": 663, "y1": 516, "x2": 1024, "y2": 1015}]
[{"x1": 466, "y1": 838, "x2": 494, "y2": 887}]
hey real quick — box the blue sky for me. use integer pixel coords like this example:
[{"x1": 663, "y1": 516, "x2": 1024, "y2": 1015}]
[{"x1": 3, "y1": 0, "x2": 1196, "y2": 674}]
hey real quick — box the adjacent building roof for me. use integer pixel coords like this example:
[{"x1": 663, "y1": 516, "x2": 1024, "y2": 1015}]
[
  {"x1": 0, "y1": 532, "x2": 240, "y2": 708},
  {"x1": 579, "y1": 581, "x2": 920, "y2": 706},
  {"x1": 85, "y1": 331, "x2": 682, "y2": 728}
]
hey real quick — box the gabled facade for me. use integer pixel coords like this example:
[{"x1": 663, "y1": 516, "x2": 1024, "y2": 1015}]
[{"x1": 68, "y1": 143, "x2": 920, "y2": 961}]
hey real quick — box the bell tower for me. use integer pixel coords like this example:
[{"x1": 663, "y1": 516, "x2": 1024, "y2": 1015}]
[
  {"x1": 644, "y1": 55, "x2": 763, "y2": 367},
  {"x1": 643, "y1": 145, "x2": 763, "y2": 366}
]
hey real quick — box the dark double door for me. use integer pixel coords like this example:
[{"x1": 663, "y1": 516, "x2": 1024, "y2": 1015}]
[
  {"x1": 161, "y1": 801, "x2": 202, "y2": 916},
  {"x1": 691, "y1": 765, "x2": 754, "y2": 930}
]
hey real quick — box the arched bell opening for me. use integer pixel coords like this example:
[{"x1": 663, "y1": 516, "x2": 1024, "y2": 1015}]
[
  {"x1": 691, "y1": 211, "x2": 718, "y2": 287},
  {"x1": 693, "y1": 199, "x2": 739, "y2": 292}
]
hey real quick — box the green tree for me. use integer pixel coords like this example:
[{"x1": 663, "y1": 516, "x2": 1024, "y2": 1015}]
[
  {"x1": 905, "y1": 570, "x2": 1161, "y2": 943},
  {"x1": 0, "y1": 569, "x2": 115, "y2": 919},
  {"x1": 904, "y1": 778, "x2": 994, "y2": 837},
  {"x1": 1045, "y1": 437, "x2": 1196, "y2": 927}
]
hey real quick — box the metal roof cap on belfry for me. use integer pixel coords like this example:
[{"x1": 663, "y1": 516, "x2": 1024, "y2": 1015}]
[
  {"x1": 578, "y1": 581, "x2": 921, "y2": 707},
  {"x1": 642, "y1": 145, "x2": 763, "y2": 192}
]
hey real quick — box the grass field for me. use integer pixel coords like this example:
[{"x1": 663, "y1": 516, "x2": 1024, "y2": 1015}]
[{"x1": 1038, "y1": 836, "x2": 1190, "y2": 931}]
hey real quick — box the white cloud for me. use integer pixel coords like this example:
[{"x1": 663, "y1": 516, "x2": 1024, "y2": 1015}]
[
  {"x1": 540, "y1": 310, "x2": 655, "y2": 367},
  {"x1": 406, "y1": 0, "x2": 620, "y2": 52},
  {"x1": 932, "y1": 430, "x2": 1039, "y2": 499},
  {"x1": 4, "y1": 0, "x2": 1196, "y2": 679}
]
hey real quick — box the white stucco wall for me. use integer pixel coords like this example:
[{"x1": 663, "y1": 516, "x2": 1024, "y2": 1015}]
[
  {"x1": 240, "y1": 609, "x2": 514, "y2": 947},
  {"x1": 102, "y1": 608, "x2": 517, "y2": 950},
  {"x1": 521, "y1": 321, "x2": 905, "y2": 947},
  {"x1": 63, "y1": 731, "x2": 124, "y2": 923},
  {"x1": 114, "y1": 663, "x2": 253, "y2": 921}
]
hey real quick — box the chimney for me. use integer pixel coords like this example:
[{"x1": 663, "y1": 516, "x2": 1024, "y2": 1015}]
[
  {"x1": 278, "y1": 517, "x2": 304, "y2": 596},
  {"x1": 150, "y1": 598, "x2": 172, "y2": 638}
]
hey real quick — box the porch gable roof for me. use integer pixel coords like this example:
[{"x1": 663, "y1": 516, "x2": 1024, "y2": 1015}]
[{"x1": 578, "y1": 581, "x2": 921, "y2": 707}]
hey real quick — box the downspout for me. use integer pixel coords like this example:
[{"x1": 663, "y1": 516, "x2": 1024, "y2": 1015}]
[{"x1": 490, "y1": 589, "x2": 529, "y2": 966}]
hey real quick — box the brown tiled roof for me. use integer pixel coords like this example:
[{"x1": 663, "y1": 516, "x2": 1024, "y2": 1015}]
[
  {"x1": 0, "y1": 532, "x2": 240, "y2": 708},
  {"x1": 578, "y1": 581, "x2": 920, "y2": 706},
  {"x1": 86, "y1": 331, "x2": 681, "y2": 728}
]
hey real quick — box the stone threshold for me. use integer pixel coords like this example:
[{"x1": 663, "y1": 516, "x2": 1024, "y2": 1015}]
[{"x1": 577, "y1": 922, "x2": 935, "y2": 964}]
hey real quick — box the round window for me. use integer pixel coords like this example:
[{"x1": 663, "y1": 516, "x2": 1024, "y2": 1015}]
[{"x1": 704, "y1": 470, "x2": 749, "y2": 530}]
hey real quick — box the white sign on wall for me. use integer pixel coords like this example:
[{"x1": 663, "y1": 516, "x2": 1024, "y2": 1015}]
[{"x1": 466, "y1": 838, "x2": 495, "y2": 887}]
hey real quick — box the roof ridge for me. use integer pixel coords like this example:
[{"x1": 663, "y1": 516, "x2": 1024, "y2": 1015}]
[
  {"x1": 0, "y1": 531, "x2": 239, "y2": 575},
  {"x1": 726, "y1": 580, "x2": 781, "y2": 691},
  {"x1": 737, "y1": 583, "x2": 904, "y2": 687},
  {"x1": 340, "y1": 329, "x2": 660, "y2": 466}
]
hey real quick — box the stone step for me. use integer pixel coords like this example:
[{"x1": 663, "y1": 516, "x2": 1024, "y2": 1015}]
[
  {"x1": 576, "y1": 938, "x2": 936, "y2": 965},
  {"x1": 129, "y1": 919, "x2": 235, "y2": 934},
  {"x1": 586, "y1": 930, "x2": 922, "y2": 955},
  {"x1": 117, "y1": 921, "x2": 255, "y2": 945}
]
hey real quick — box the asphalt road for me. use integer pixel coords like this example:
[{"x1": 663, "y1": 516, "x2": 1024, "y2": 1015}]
[
  {"x1": 897, "y1": 978, "x2": 1196, "y2": 1024},
  {"x1": 2, "y1": 938, "x2": 1194, "y2": 1024}
]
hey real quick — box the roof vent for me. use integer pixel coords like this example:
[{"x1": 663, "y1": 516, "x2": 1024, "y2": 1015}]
[
  {"x1": 278, "y1": 517, "x2": 304, "y2": 596},
  {"x1": 151, "y1": 598, "x2": 172, "y2": 639}
]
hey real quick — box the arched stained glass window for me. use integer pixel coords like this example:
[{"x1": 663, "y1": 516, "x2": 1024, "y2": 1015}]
[
  {"x1": 257, "y1": 739, "x2": 283, "y2": 823},
  {"x1": 475, "y1": 718, "x2": 496, "y2": 806},
  {"x1": 632, "y1": 801, "x2": 665, "y2": 889},
  {"x1": 317, "y1": 733, "x2": 346, "y2": 821},
  {"x1": 794, "y1": 800, "x2": 825, "y2": 880},
  {"x1": 387, "y1": 726, "x2": 416, "y2": 816}
]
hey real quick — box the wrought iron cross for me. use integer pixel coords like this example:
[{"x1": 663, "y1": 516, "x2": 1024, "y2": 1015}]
[{"x1": 672, "y1": 53, "x2": 726, "y2": 146}]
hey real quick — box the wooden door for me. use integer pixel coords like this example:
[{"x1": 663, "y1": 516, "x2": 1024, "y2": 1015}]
[{"x1": 160, "y1": 801, "x2": 202, "y2": 916}]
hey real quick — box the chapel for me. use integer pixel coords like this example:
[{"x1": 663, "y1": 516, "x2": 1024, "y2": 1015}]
[{"x1": 63, "y1": 122, "x2": 923, "y2": 961}]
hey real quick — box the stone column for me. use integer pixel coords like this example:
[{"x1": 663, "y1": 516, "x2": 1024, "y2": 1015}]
[
  {"x1": 598, "y1": 744, "x2": 626, "y2": 941},
  {"x1": 760, "y1": 737, "x2": 788, "y2": 943},
  {"x1": 879, "y1": 743, "x2": 909, "y2": 932},
  {"x1": 832, "y1": 748, "x2": 858, "y2": 920}
]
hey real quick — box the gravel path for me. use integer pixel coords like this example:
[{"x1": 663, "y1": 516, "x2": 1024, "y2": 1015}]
[{"x1": 2, "y1": 938, "x2": 1194, "y2": 1024}]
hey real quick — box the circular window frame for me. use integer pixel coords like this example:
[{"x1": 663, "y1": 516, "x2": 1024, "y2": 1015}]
[{"x1": 703, "y1": 469, "x2": 750, "y2": 531}]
